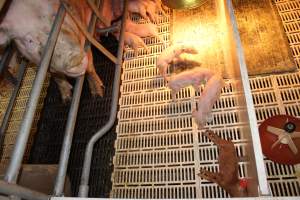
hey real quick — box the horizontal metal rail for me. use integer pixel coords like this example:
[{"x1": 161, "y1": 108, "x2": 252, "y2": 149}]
[
  {"x1": 0, "y1": 180, "x2": 49, "y2": 200},
  {"x1": 78, "y1": 0, "x2": 128, "y2": 197}
]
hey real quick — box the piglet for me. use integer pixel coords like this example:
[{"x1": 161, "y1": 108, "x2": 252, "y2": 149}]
[
  {"x1": 148, "y1": 0, "x2": 167, "y2": 17},
  {"x1": 198, "y1": 130, "x2": 248, "y2": 197},
  {"x1": 192, "y1": 73, "x2": 224, "y2": 127},
  {"x1": 157, "y1": 44, "x2": 198, "y2": 79},
  {"x1": 125, "y1": 19, "x2": 166, "y2": 46},
  {"x1": 167, "y1": 67, "x2": 213, "y2": 100},
  {"x1": 128, "y1": 0, "x2": 149, "y2": 21},
  {"x1": 115, "y1": 32, "x2": 150, "y2": 57}
]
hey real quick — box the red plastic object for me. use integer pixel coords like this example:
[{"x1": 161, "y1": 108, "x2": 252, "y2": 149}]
[
  {"x1": 239, "y1": 179, "x2": 248, "y2": 189},
  {"x1": 259, "y1": 115, "x2": 300, "y2": 165}
]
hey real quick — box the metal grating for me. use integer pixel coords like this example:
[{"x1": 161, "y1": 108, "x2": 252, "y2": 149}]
[
  {"x1": 29, "y1": 42, "x2": 119, "y2": 197},
  {"x1": 0, "y1": 64, "x2": 50, "y2": 172},
  {"x1": 111, "y1": 0, "x2": 300, "y2": 198},
  {"x1": 112, "y1": 9, "x2": 248, "y2": 199}
]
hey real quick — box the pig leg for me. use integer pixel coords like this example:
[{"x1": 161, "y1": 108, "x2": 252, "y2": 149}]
[
  {"x1": 54, "y1": 75, "x2": 73, "y2": 103},
  {"x1": 86, "y1": 50, "x2": 104, "y2": 97},
  {"x1": 138, "y1": 7, "x2": 149, "y2": 21},
  {"x1": 128, "y1": 1, "x2": 149, "y2": 21},
  {"x1": 156, "y1": 34, "x2": 166, "y2": 47},
  {"x1": 150, "y1": 0, "x2": 167, "y2": 17},
  {"x1": 198, "y1": 168, "x2": 221, "y2": 184},
  {"x1": 192, "y1": 75, "x2": 224, "y2": 127},
  {"x1": 203, "y1": 130, "x2": 223, "y2": 146},
  {"x1": 130, "y1": 35, "x2": 150, "y2": 57},
  {"x1": 192, "y1": 83, "x2": 201, "y2": 93},
  {"x1": 168, "y1": 86, "x2": 179, "y2": 101}
]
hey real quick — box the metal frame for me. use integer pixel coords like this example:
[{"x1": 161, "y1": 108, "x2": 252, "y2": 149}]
[
  {"x1": 226, "y1": 0, "x2": 270, "y2": 196},
  {"x1": 0, "y1": 0, "x2": 128, "y2": 199},
  {"x1": 53, "y1": 0, "x2": 101, "y2": 196},
  {"x1": 0, "y1": 0, "x2": 273, "y2": 199},
  {"x1": 78, "y1": 0, "x2": 128, "y2": 197}
]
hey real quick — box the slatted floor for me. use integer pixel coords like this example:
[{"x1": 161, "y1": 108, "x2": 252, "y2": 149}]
[{"x1": 111, "y1": 0, "x2": 300, "y2": 198}]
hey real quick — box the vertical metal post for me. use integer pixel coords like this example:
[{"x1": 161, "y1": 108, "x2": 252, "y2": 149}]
[
  {"x1": 4, "y1": 5, "x2": 66, "y2": 184},
  {"x1": 78, "y1": 0, "x2": 128, "y2": 197},
  {"x1": 53, "y1": 0, "x2": 101, "y2": 196},
  {"x1": 0, "y1": 60, "x2": 27, "y2": 151},
  {"x1": 0, "y1": 45, "x2": 13, "y2": 74},
  {"x1": 226, "y1": 0, "x2": 270, "y2": 196}
]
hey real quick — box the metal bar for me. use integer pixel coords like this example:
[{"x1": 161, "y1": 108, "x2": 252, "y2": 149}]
[
  {"x1": 0, "y1": 60, "x2": 27, "y2": 150},
  {"x1": 0, "y1": 180, "x2": 49, "y2": 200},
  {"x1": 78, "y1": 0, "x2": 128, "y2": 197},
  {"x1": 226, "y1": 0, "x2": 270, "y2": 196},
  {"x1": 87, "y1": 0, "x2": 109, "y2": 27},
  {"x1": 61, "y1": 0, "x2": 118, "y2": 64},
  {"x1": 0, "y1": 44, "x2": 13, "y2": 74},
  {"x1": 4, "y1": 5, "x2": 66, "y2": 184},
  {"x1": 0, "y1": 196, "x2": 10, "y2": 200},
  {"x1": 53, "y1": 0, "x2": 101, "y2": 196},
  {"x1": 96, "y1": 24, "x2": 118, "y2": 34}
]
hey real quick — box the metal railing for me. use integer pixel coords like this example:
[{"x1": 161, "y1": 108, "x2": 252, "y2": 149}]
[{"x1": 0, "y1": 0, "x2": 128, "y2": 199}]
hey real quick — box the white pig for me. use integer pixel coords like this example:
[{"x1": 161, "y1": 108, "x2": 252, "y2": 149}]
[
  {"x1": 0, "y1": 0, "x2": 104, "y2": 102},
  {"x1": 166, "y1": 67, "x2": 224, "y2": 127},
  {"x1": 125, "y1": 19, "x2": 166, "y2": 46},
  {"x1": 157, "y1": 44, "x2": 198, "y2": 79},
  {"x1": 192, "y1": 74, "x2": 224, "y2": 127}
]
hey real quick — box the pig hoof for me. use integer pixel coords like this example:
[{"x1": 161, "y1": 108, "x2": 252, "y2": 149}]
[
  {"x1": 198, "y1": 169, "x2": 210, "y2": 179},
  {"x1": 203, "y1": 130, "x2": 218, "y2": 141},
  {"x1": 89, "y1": 81, "x2": 105, "y2": 97},
  {"x1": 61, "y1": 92, "x2": 73, "y2": 103},
  {"x1": 57, "y1": 81, "x2": 73, "y2": 103},
  {"x1": 91, "y1": 85, "x2": 104, "y2": 97}
]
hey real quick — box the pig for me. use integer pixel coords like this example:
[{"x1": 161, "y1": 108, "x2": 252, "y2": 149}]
[
  {"x1": 112, "y1": 0, "x2": 124, "y2": 19},
  {"x1": 0, "y1": 50, "x2": 20, "y2": 94},
  {"x1": 157, "y1": 44, "x2": 198, "y2": 79},
  {"x1": 115, "y1": 32, "x2": 150, "y2": 57},
  {"x1": 167, "y1": 67, "x2": 213, "y2": 100},
  {"x1": 112, "y1": 0, "x2": 167, "y2": 21},
  {"x1": 96, "y1": 0, "x2": 113, "y2": 30},
  {"x1": 128, "y1": 0, "x2": 149, "y2": 21},
  {"x1": 144, "y1": 0, "x2": 160, "y2": 23},
  {"x1": 198, "y1": 130, "x2": 248, "y2": 197},
  {"x1": 125, "y1": 19, "x2": 166, "y2": 46},
  {"x1": 150, "y1": 0, "x2": 168, "y2": 17},
  {"x1": 0, "y1": 0, "x2": 104, "y2": 102},
  {"x1": 192, "y1": 73, "x2": 224, "y2": 127},
  {"x1": 128, "y1": 0, "x2": 161, "y2": 23}
]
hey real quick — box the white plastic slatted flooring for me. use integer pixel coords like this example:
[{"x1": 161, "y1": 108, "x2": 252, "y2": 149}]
[{"x1": 111, "y1": 1, "x2": 300, "y2": 198}]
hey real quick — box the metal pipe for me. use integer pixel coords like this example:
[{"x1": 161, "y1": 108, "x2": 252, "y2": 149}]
[
  {"x1": 226, "y1": 0, "x2": 270, "y2": 196},
  {"x1": 53, "y1": 0, "x2": 101, "y2": 196},
  {"x1": 87, "y1": 0, "x2": 109, "y2": 27},
  {"x1": 0, "y1": 180, "x2": 49, "y2": 200},
  {"x1": 0, "y1": 45, "x2": 13, "y2": 74},
  {"x1": 0, "y1": 60, "x2": 27, "y2": 152},
  {"x1": 96, "y1": 24, "x2": 118, "y2": 34},
  {"x1": 4, "y1": 5, "x2": 66, "y2": 184},
  {"x1": 78, "y1": 0, "x2": 128, "y2": 197}
]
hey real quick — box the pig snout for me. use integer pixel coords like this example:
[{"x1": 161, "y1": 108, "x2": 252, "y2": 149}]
[{"x1": 64, "y1": 52, "x2": 88, "y2": 77}]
